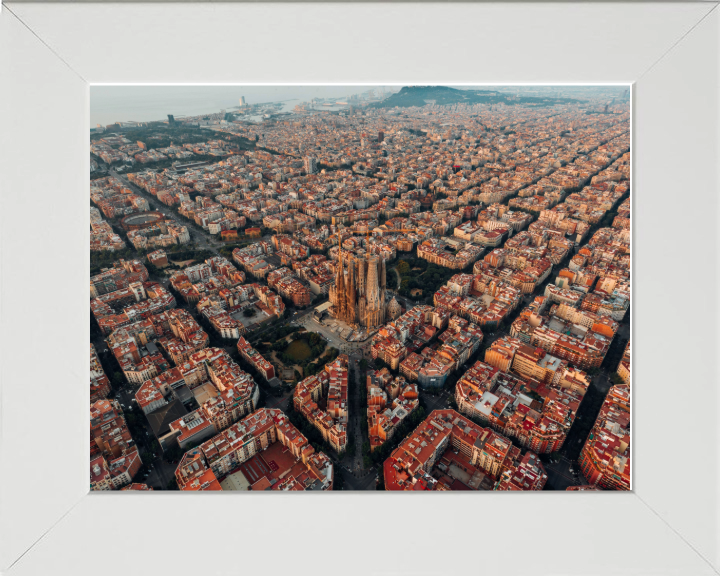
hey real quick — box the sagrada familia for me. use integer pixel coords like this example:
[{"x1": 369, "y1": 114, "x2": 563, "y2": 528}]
[{"x1": 330, "y1": 253, "x2": 400, "y2": 329}]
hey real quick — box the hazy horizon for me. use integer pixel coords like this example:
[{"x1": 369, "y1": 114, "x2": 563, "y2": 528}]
[{"x1": 90, "y1": 85, "x2": 629, "y2": 127}]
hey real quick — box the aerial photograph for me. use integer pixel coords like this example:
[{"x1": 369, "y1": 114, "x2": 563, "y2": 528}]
[{"x1": 89, "y1": 85, "x2": 631, "y2": 492}]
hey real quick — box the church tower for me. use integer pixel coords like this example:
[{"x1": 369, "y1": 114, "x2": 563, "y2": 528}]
[
  {"x1": 330, "y1": 251, "x2": 346, "y2": 319},
  {"x1": 363, "y1": 255, "x2": 385, "y2": 328},
  {"x1": 346, "y1": 258, "x2": 357, "y2": 324},
  {"x1": 331, "y1": 252, "x2": 387, "y2": 329}
]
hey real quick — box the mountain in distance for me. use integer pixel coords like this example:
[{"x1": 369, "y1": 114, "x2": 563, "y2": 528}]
[{"x1": 372, "y1": 85, "x2": 578, "y2": 108}]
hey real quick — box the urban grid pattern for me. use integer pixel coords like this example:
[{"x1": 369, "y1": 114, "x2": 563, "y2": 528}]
[{"x1": 89, "y1": 86, "x2": 630, "y2": 492}]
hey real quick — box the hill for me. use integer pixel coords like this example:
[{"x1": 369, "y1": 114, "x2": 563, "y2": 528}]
[{"x1": 372, "y1": 86, "x2": 578, "y2": 109}]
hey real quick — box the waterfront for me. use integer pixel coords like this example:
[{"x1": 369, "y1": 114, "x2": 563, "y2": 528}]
[{"x1": 90, "y1": 85, "x2": 384, "y2": 126}]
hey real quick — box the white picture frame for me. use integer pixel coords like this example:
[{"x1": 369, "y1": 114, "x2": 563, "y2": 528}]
[{"x1": 0, "y1": 2, "x2": 718, "y2": 575}]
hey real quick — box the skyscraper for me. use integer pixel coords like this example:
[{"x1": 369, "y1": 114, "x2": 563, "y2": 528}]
[{"x1": 304, "y1": 156, "x2": 318, "y2": 174}]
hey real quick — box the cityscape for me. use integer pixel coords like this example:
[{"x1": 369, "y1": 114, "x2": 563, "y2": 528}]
[{"x1": 89, "y1": 85, "x2": 631, "y2": 492}]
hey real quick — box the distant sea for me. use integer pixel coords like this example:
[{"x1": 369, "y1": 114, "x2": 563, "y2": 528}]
[
  {"x1": 90, "y1": 85, "x2": 627, "y2": 127},
  {"x1": 90, "y1": 85, "x2": 383, "y2": 127}
]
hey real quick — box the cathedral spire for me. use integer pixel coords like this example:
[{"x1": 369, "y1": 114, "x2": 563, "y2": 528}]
[
  {"x1": 346, "y1": 257, "x2": 356, "y2": 323},
  {"x1": 330, "y1": 250, "x2": 387, "y2": 330},
  {"x1": 334, "y1": 246, "x2": 345, "y2": 317}
]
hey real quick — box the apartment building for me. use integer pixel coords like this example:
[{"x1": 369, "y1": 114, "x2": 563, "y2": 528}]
[
  {"x1": 90, "y1": 399, "x2": 143, "y2": 490},
  {"x1": 175, "y1": 408, "x2": 334, "y2": 491},
  {"x1": 578, "y1": 385, "x2": 630, "y2": 490},
  {"x1": 293, "y1": 356, "x2": 349, "y2": 453},
  {"x1": 237, "y1": 337, "x2": 276, "y2": 382},
  {"x1": 384, "y1": 409, "x2": 542, "y2": 491},
  {"x1": 90, "y1": 343, "x2": 111, "y2": 403},
  {"x1": 366, "y1": 370, "x2": 419, "y2": 450}
]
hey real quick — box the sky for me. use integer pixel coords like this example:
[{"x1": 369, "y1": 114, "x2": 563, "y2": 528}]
[
  {"x1": 90, "y1": 85, "x2": 386, "y2": 126},
  {"x1": 90, "y1": 85, "x2": 628, "y2": 127}
]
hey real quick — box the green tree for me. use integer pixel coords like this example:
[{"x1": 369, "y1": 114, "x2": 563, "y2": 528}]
[{"x1": 112, "y1": 371, "x2": 125, "y2": 388}]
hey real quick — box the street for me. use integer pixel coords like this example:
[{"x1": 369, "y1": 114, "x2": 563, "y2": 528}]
[
  {"x1": 97, "y1": 152, "x2": 627, "y2": 493},
  {"x1": 346, "y1": 354, "x2": 366, "y2": 474},
  {"x1": 338, "y1": 466, "x2": 377, "y2": 491},
  {"x1": 296, "y1": 313, "x2": 373, "y2": 358},
  {"x1": 541, "y1": 454, "x2": 581, "y2": 490},
  {"x1": 108, "y1": 167, "x2": 224, "y2": 254},
  {"x1": 264, "y1": 390, "x2": 292, "y2": 411},
  {"x1": 97, "y1": 362, "x2": 174, "y2": 489},
  {"x1": 420, "y1": 388, "x2": 454, "y2": 413}
]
